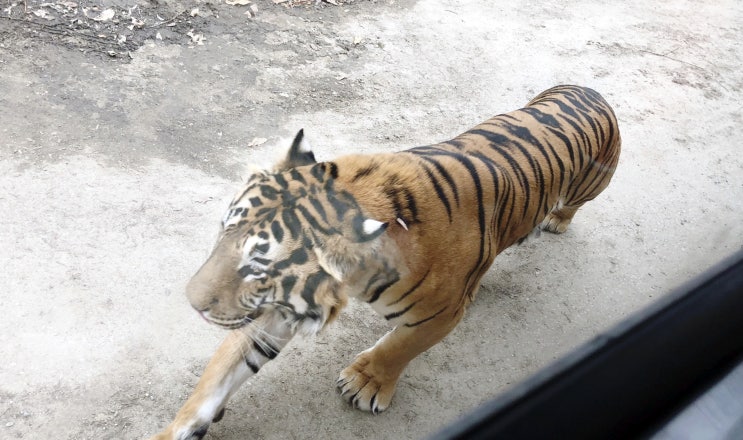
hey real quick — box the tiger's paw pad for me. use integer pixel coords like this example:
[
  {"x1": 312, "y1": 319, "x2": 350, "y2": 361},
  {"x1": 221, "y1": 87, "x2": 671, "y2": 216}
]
[
  {"x1": 336, "y1": 358, "x2": 396, "y2": 414},
  {"x1": 541, "y1": 212, "x2": 571, "y2": 234}
]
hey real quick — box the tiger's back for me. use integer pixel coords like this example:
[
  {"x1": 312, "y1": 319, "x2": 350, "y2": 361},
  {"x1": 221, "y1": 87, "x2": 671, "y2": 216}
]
[{"x1": 333, "y1": 85, "x2": 621, "y2": 309}]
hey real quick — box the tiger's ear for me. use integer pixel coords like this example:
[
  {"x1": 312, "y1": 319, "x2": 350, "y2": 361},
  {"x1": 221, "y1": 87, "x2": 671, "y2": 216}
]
[
  {"x1": 314, "y1": 219, "x2": 388, "y2": 282},
  {"x1": 274, "y1": 129, "x2": 317, "y2": 171}
]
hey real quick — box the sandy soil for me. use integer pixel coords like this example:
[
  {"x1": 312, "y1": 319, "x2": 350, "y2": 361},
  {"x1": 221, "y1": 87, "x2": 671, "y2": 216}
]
[{"x1": 1, "y1": 0, "x2": 742, "y2": 438}]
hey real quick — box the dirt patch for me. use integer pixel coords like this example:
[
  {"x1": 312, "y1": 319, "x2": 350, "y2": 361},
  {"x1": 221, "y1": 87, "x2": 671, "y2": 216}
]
[
  {"x1": 2, "y1": 0, "x2": 371, "y2": 58},
  {"x1": 1, "y1": 0, "x2": 742, "y2": 439}
]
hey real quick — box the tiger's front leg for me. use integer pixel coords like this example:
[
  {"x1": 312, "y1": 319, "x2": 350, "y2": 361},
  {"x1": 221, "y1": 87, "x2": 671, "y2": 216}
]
[
  {"x1": 150, "y1": 314, "x2": 294, "y2": 440},
  {"x1": 337, "y1": 303, "x2": 464, "y2": 413}
]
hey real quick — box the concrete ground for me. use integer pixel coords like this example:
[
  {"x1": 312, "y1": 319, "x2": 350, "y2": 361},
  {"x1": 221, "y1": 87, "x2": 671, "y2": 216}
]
[{"x1": 1, "y1": 0, "x2": 742, "y2": 438}]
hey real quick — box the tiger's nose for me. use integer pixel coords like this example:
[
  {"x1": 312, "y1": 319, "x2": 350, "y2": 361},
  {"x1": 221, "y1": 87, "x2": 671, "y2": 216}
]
[
  {"x1": 185, "y1": 236, "x2": 241, "y2": 312},
  {"x1": 192, "y1": 297, "x2": 219, "y2": 313},
  {"x1": 185, "y1": 276, "x2": 220, "y2": 312}
]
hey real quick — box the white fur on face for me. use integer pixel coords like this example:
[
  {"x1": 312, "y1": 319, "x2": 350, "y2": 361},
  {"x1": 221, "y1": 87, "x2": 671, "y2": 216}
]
[{"x1": 362, "y1": 218, "x2": 385, "y2": 235}]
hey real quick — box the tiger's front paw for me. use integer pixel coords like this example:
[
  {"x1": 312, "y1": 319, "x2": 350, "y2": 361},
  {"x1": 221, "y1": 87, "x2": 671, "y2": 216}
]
[
  {"x1": 336, "y1": 352, "x2": 400, "y2": 414},
  {"x1": 148, "y1": 415, "x2": 215, "y2": 440},
  {"x1": 148, "y1": 426, "x2": 209, "y2": 440}
]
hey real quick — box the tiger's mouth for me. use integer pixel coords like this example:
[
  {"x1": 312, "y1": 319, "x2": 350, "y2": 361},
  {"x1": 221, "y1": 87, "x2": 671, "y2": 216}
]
[
  {"x1": 199, "y1": 308, "x2": 264, "y2": 330},
  {"x1": 196, "y1": 300, "x2": 304, "y2": 330}
]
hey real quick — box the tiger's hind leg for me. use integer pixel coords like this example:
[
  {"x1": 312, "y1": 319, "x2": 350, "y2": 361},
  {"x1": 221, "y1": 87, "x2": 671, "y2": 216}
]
[
  {"x1": 541, "y1": 201, "x2": 580, "y2": 234},
  {"x1": 542, "y1": 152, "x2": 619, "y2": 234}
]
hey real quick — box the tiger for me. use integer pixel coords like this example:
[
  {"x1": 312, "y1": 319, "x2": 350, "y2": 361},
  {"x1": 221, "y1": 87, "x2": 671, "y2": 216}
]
[{"x1": 150, "y1": 85, "x2": 621, "y2": 440}]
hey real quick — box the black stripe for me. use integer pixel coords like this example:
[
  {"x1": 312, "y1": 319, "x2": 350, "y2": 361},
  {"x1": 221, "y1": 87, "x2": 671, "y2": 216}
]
[
  {"x1": 572, "y1": 160, "x2": 611, "y2": 205},
  {"x1": 238, "y1": 294, "x2": 253, "y2": 309},
  {"x1": 571, "y1": 132, "x2": 586, "y2": 171},
  {"x1": 274, "y1": 247, "x2": 309, "y2": 270},
  {"x1": 352, "y1": 163, "x2": 378, "y2": 182},
  {"x1": 401, "y1": 187, "x2": 419, "y2": 222},
  {"x1": 254, "y1": 242, "x2": 270, "y2": 254},
  {"x1": 420, "y1": 164, "x2": 452, "y2": 222},
  {"x1": 300, "y1": 271, "x2": 328, "y2": 308},
  {"x1": 470, "y1": 151, "x2": 500, "y2": 190},
  {"x1": 385, "y1": 186, "x2": 404, "y2": 218},
  {"x1": 548, "y1": 128, "x2": 575, "y2": 191},
  {"x1": 274, "y1": 173, "x2": 288, "y2": 189},
  {"x1": 310, "y1": 163, "x2": 326, "y2": 182},
  {"x1": 470, "y1": 129, "x2": 532, "y2": 221},
  {"x1": 368, "y1": 274, "x2": 400, "y2": 303},
  {"x1": 415, "y1": 149, "x2": 486, "y2": 296},
  {"x1": 582, "y1": 91, "x2": 616, "y2": 147},
  {"x1": 562, "y1": 89, "x2": 591, "y2": 113},
  {"x1": 522, "y1": 107, "x2": 562, "y2": 129},
  {"x1": 309, "y1": 197, "x2": 329, "y2": 223},
  {"x1": 238, "y1": 266, "x2": 261, "y2": 278},
  {"x1": 271, "y1": 220, "x2": 284, "y2": 243},
  {"x1": 251, "y1": 256, "x2": 272, "y2": 266},
  {"x1": 275, "y1": 301, "x2": 296, "y2": 312},
  {"x1": 245, "y1": 358, "x2": 260, "y2": 373},
  {"x1": 543, "y1": 98, "x2": 582, "y2": 125},
  {"x1": 569, "y1": 167, "x2": 600, "y2": 202},
  {"x1": 326, "y1": 191, "x2": 352, "y2": 221},
  {"x1": 416, "y1": 155, "x2": 461, "y2": 205},
  {"x1": 564, "y1": 94, "x2": 600, "y2": 153},
  {"x1": 289, "y1": 169, "x2": 306, "y2": 185},
  {"x1": 581, "y1": 90, "x2": 608, "y2": 147},
  {"x1": 468, "y1": 152, "x2": 500, "y2": 295},
  {"x1": 260, "y1": 186, "x2": 278, "y2": 200},
  {"x1": 281, "y1": 209, "x2": 301, "y2": 239},
  {"x1": 443, "y1": 138, "x2": 465, "y2": 149},
  {"x1": 328, "y1": 162, "x2": 339, "y2": 179},
  {"x1": 404, "y1": 306, "x2": 447, "y2": 327},
  {"x1": 388, "y1": 270, "x2": 430, "y2": 306},
  {"x1": 499, "y1": 121, "x2": 552, "y2": 226},
  {"x1": 546, "y1": 126, "x2": 575, "y2": 179},
  {"x1": 498, "y1": 178, "x2": 516, "y2": 246},
  {"x1": 384, "y1": 182, "x2": 419, "y2": 223},
  {"x1": 542, "y1": 137, "x2": 566, "y2": 195},
  {"x1": 554, "y1": 96, "x2": 595, "y2": 148},
  {"x1": 362, "y1": 272, "x2": 385, "y2": 298},
  {"x1": 252, "y1": 207, "x2": 274, "y2": 220},
  {"x1": 296, "y1": 204, "x2": 337, "y2": 236},
  {"x1": 470, "y1": 152, "x2": 503, "y2": 251},
  {"x1": 253, "y1": 340, "x2": 280, "y2": 360},
  {"x1": 281, "y1": 275, "x2": 297, "y2": 302},
  {"x1": 518, "y1": 110, "x2": 566, "y2": 185},
  {"x1": 384, "y1": 300, "x2": 418, "y2": 320}
]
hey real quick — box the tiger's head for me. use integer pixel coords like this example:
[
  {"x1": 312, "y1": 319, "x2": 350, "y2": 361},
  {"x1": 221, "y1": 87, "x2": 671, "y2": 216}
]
[{"x1": 185, "y1": 130, "x2": 389, "y2": 335}]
